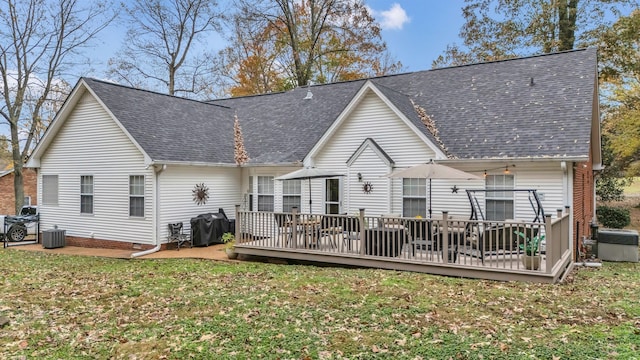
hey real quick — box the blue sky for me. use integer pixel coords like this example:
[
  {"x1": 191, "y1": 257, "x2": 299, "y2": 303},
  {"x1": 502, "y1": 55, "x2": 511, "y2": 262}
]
[{"x1": 365, "y1": 0, "x2": 467, "y2": 70}]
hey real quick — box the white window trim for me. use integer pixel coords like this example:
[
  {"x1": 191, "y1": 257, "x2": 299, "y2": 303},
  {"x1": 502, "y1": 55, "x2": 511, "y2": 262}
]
[
  {"x1": 282, "y1": 179, "x2": 301, "y2": 212},
  {"x1": 402, "y1": 178, "x2": 427, "y2": 217},
  {"x1": 80, "y1": 175, "x2": 94, "y2": 215},
  {"x1": 129, "y1": 175, "x2": 145, "y2": 218},
  {"x1": 485, "y1": 174, "x2": 515, "y2": 221},
  {"x1": 257, "y1": 176, "x2": 274, "y2": 212},
  {"x1": 42, "y1": 175, "x2": 59, "y2": 206}
]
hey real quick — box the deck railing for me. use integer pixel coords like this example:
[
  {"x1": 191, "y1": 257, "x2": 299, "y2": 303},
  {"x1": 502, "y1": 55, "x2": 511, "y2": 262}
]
[{"x1": 234, "y1": 206, "x2": 571, "y2": 275}]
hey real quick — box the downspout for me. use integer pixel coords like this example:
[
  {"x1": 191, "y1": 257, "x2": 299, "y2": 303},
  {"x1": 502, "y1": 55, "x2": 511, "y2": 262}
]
[
  {"x1": 561, "y1": 161, "x2": 574, "y2": 253},
  {"x1": 132, "y1": 164, "x2": 166, "y2": 258}
]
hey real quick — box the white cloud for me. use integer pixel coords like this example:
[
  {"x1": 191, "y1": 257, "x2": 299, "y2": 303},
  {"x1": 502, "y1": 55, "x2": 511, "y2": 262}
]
[{"x1": 370, "y1": 3, "x2": 410, "y2": 30}]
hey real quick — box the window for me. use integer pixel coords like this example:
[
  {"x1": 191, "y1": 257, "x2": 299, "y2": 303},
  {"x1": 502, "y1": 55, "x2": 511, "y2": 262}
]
[
  {"x1": 23, "y1": 196, "x2": 31, "y2": 206},
  {"x1": 80, "y1": 175, "x2": 94, "y2": 214},
  {"x1": 129, "y1": 175, "x2": 145, "y2": 217},
  {"x1": 485, "y1": 174, "x2": 514, "y2": 221},
  {"x1": 257, "y1": 176, "x2": 274, "y2": 211},
  {"x1": 42, "y1": 175, "x2": 58, "y2": 206},
  {"x1": 282, "y1": 179, "x2": 301, "y2": 212},
  {"x1": 403, "y1": 178, "x2": 427, "y2": 217},
  {"x1": 247, "y1": 176, "x2": 254, "y2": 211}
]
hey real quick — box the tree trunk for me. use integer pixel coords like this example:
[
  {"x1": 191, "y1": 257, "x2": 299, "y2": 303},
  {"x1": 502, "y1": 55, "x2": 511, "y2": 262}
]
[
  {"x1": 558, "y1": 0, "x2": 578, "y2": 51},
  {"x1": 10, "y1": 124, "x2": 24, "y2": 215}
]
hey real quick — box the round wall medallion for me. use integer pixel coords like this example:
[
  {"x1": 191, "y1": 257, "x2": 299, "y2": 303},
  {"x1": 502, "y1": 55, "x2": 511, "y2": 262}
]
[
  {"x1": 363, "y1": 181, "x2": 373, "y2": 194},
  {"x1": 192, "y1": 183, "x2": 209, "y2": 205}
]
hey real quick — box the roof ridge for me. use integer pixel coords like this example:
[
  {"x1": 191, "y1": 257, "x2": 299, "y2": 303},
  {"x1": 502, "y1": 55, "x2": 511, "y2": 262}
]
[
  {"x1": 210, "y1": 48, "x2": 594, "y2": 101},
  {"x1": 425, "y1": 47, "x2": 593, "y2": 73},
  {"x1": 81, "y1": 77, "x2": 232, "y2": 110}
]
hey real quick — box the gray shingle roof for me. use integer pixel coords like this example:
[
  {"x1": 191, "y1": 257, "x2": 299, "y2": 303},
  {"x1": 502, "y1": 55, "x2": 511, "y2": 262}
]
[
  {"x1": 82, "y1": 78, "x2": 236, "y2": 164},
  {"x1": 82, "y1": 48, "x2": 596, "y2": 165},
  {"x1": 210, "y1": 81, "x2": 364, "y2": 164},
  {"x1": 372, "y1": 48, "x2": 597, "y2": 159}
]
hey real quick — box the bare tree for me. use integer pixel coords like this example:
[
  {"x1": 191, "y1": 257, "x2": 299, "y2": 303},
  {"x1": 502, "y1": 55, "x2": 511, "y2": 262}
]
[
  {"x1": 0, "y1": 0, "x2": 115, "y2": 214},
  {"x1": 108, "y1": 0, "x2": 222, "y2": 98}
]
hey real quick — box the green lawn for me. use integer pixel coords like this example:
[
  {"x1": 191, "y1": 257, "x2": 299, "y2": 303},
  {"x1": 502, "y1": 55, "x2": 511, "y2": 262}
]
[{"x1": 1, "y1": 250, "x2": 639, "y2": 359}]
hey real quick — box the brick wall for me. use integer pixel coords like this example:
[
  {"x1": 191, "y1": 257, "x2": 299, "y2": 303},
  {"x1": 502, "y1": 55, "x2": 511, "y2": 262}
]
[
  {"x1": 0, "y1": 168, "x2": 37, "y2": 215},
  {"x1": 573, "y1": 156, "x2": 595, "y2": 259},
  {"x1": 63, "y1": 235, "x2": 169, "y2": 250}
]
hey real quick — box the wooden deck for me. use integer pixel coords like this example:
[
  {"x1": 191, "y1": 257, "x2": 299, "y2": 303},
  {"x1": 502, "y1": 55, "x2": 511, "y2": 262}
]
[{"x1": 234, "y1": 208, "x2": 573, "y2": 283}]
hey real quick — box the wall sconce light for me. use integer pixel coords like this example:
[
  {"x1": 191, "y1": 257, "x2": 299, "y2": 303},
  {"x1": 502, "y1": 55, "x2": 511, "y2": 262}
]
[
  {"x1": 357, "y1": 172, "x2": 363, "y2": 182},
  {"x1": 483, "y1": 170, "x2": 487, "y2": 178},
  {"x1": 504, "y1": 165, "x2": 510, "y2": 175}
]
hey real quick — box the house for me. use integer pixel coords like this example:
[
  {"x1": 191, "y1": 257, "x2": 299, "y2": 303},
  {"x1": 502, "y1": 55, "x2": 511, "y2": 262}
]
[
  {"x1": 0, "y1": 168, "x2": 38, "y2": 215},
  {"x1": 26, "y1": 48, "x2": 600, "y2": 260}
]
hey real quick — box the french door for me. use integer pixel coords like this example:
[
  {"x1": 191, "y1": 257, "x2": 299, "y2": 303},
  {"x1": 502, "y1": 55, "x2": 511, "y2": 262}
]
[{"x1": 325, "y1": 178, "x2": 341, "y2": 214}]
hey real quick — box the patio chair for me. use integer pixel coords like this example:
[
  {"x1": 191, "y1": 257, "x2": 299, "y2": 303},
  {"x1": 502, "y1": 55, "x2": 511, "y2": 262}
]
[
  {"x1": 168, "y1": 222, "x2": 191, "y2": 250},
  {"x1": 466, "y1": 222, "x2": 538, "y2": 263},
  {"x1": 407, "y1": 219, "x2": 434, "y2": 256},
  {"x1": 274, "y1": 213, "x2": 293, "y2": 246},
  {"x1": 340, "y1": 216, "x2": 361, "y2": 251},
  {"x1": 317, "y1": 215, "x2": 342, "y2": 249}
]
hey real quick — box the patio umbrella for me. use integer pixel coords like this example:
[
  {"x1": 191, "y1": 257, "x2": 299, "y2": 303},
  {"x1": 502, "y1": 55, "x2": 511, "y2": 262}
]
[
  {"x1": 275, "y1": 167, "x2": 344, "y2": 214},
  {"x1": 387, "y1": 160, "x2": 481, "y2": 218}
]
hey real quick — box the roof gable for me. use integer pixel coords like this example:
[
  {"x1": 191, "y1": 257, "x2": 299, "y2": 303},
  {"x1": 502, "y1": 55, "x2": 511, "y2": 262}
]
[
  {"x1": 346, "y1": 138, "x2": 395, "y2": 167},
  {"x1": 28, "y1": 80, "x2": 153, "y2": 167},
  {"x1": 306, "y1": 81, "x2": 447, "y2": 164}
]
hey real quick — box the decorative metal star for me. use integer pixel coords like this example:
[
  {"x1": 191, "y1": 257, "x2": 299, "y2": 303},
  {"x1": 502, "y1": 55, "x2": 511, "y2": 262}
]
[{"x1": 451, "y1": 185, "x2": 459, "y2": 193}]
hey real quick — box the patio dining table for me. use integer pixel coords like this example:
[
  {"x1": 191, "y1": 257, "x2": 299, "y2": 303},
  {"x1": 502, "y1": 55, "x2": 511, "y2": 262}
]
[{"x1": 287, "y1": 218, "x2": 321, "y2": 248}]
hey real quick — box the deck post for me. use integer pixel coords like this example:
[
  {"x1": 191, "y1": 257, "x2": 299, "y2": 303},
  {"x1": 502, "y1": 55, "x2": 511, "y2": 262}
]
[
  {"x1": 564, "y1": 205, "x2": 571, "y2": 255},
  {"x1": 442, "y1": 211, "x2": 449, "y2": 263},
  {"x1": 235, "y1": 204, "x2": 241, "y2": 243},
  {"x1": 359, "y1": 208, "x2": 365, "y2": 256},
  {"x1": 291, "y1": 207, "x2": 299, "y2": 249},
  {"x1": 545, "y1": 214, "x2": 553, "y2": 273}
]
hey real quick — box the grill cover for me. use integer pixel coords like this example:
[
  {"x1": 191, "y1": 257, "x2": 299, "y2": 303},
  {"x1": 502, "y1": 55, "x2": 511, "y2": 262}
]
[{"x1": 190, "y1": 212, "x2": 230, "y2": 246}]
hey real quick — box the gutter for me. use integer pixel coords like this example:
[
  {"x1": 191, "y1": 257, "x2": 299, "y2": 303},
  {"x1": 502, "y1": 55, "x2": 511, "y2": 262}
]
[
  {"x1": 132, "y1": 164, "x2": 166, "y2": 258},
  {"x1": 148, "y1": 160, "x2": 304, "y2": 168}
]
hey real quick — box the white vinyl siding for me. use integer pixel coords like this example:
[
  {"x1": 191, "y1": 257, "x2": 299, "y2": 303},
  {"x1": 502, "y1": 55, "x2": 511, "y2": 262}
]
[
  {"x1": 346, "y1": 146, "x2": 390, "y2": 216},
  {"x1": 37, "y1": 92, "x2": 154, "y2": 244},
  {"x1": 42, "y1": 175, "x2": 59, "y2": 206},
  {"x1": 80, "y1": 175, "x2": 94, "y2": 214},
  {"x1": 129, "y1": 175, "x2": 145, "y2": 217},
  {"x1": 157, "y1": 165, "x2": 242, "y2": 240},
  {"x1": 314, "y1": 91, "x2": 437, "y2": 216}
]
